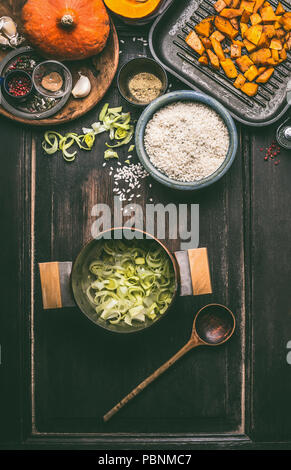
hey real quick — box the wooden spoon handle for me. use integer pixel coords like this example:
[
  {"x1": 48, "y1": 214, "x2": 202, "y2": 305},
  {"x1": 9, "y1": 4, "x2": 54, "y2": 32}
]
[{"x1": 103, "y1": 340, "x2": 195, "y2": 423}]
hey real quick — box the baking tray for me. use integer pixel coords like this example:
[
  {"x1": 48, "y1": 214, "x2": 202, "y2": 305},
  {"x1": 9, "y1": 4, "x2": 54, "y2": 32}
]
[
  {"x1": 0, "y1": 47, "x2": 70, "y2": 120},
  {"x1": 149, "y1": 0, "x2": 291, "y2": 126}
]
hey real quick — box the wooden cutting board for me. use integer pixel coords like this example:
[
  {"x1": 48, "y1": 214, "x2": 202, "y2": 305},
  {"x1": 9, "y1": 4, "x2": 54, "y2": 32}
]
[{"x1": 0, "y1": 0, "x2": 119, "y2": 126}]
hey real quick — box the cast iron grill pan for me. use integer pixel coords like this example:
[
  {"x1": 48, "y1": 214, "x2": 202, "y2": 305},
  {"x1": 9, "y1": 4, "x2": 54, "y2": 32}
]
[{"x1": 149, "y1": 0, "x2": 291, "y2": 126}]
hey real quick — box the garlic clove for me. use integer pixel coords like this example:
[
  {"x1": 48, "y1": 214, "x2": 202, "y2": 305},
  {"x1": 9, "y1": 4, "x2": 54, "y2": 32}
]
[
  {"x1": 0, "y1": 16, "x2": 17, "y2": 39},
  {"x1": 9, "y1": 34, "x2": 25, "y2": 47},
  {"x1": 0, "y1": 32, "x2": 10, "y2": 47},
  {"x1": 72, "y1": 73, "x2": 91, "y2": 99}
]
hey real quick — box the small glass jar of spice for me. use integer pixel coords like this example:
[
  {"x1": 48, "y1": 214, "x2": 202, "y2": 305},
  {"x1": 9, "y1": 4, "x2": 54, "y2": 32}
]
[
  {"x1": 118, "y1": 57, "x2": 168, "y2": 107},
  {"x1": 3, "y1": 69, "x2": 33, "y2": 101}
]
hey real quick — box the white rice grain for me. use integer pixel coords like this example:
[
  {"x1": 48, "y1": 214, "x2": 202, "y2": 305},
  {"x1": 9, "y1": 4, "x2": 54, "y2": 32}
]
[{"x1": 144, "y1": 102, "x2": 229, "y2": 182}]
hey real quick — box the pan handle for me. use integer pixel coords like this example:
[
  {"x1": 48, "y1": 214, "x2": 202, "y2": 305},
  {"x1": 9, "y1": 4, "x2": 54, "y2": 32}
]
[
  {"x1": 174, "y1": 248, "x2": 212, "y2": 297},
  {"x1": 38, "y1": 247, "x2": 213, "y2": 309},
  {"x1": 39, "y1": 261, "x2": 74, "y2": 309}
]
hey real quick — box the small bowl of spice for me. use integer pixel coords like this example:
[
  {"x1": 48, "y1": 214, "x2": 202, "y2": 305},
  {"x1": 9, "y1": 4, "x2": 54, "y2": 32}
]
[
  {"x1": 32, "y1": 60, "x2": 72, "y2": 98},
  {"x1": 117, "y1": 57, "x2": 168, "y2": 107},
  {"x1": 3, "y1": 69, "x2": 33, "y2": 102}
]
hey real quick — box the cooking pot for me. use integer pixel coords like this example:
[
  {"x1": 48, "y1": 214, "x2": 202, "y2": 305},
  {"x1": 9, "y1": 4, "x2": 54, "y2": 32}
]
[{"x1": 39, "y1": 228, "x2": 212, "y2": 333}]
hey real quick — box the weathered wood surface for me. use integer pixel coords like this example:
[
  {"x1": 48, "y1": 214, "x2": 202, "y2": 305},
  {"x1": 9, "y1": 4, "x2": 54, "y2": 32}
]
[
  {"x1": 0, "y1": 0, "x2": 119, "y2": 125},
  {"x1": 0, "y1": 13, "x2": 291, "y2": 449}
]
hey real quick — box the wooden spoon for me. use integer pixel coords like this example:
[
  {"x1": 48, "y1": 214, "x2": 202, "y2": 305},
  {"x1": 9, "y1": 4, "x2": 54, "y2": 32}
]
[{"x1": 103, "y1": 303, "x2": 236, "y2": 422}]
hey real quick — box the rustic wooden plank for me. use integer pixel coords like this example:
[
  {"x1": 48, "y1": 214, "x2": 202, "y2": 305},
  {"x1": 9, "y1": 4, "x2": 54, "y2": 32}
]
[
  {"x1": 249, "y1": 124, "x2": 291, "y2": 441},
  {"x1": 0, "y1": 116, "x2": 30, "y2": 444}
]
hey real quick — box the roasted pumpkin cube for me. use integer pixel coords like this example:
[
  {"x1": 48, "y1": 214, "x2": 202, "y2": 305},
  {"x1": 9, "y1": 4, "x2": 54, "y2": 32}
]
[
  {"x1": 232, "y1": 39, "x2": 245, "y2": 46},
  {"x1": 211, "y1": 37, "x2": 226, "y2": 60},
  {"x1": 286, "y1": 33, "x2": 291, "y2": 50},
  {"x1": 271, "y1": 48, "x2": 279, "y2": 61},
  {"x1": 240, "y1": 23, "x2": 249, "y2": 37},
  {"x1": 198, "y1": 55, "x2": 209, "y2": 65},
  {"x1": 245, "y1": 25, "x2": 263, "y2": 45},
  {"x1": 253, "y1": 0, "x2": 265, "y2": 14},
  {"x1": 279, "y1": 48, "x2": 287, "y2": 60},
  {"x1": 263, "y1": 24, "x2": 275, "y2": 38},
  {"x1": 261, "y1": 5, "x2": 277, "y2": 22},
  {"x1": 240, "y1": 0, "x2": 255, "y2": 12},
  {"x1": 275, "y1": 2, "x2": 285, "y2": 16},
  {"x1": 231, "y1": 44, "x2": 242, "y2": 57},
  {"x1": 214, "y1": 0, "x2": 227, "y2": 12},
  {"x1": 186, "y1": 30, "x2": 205, "y2": 55},
  {"x1": 250, "y1": 47, "x2": 272, "y2": 64},
  {"x1": 206, "y1": 49, "x2": 220, "y2": 69},
  {"x1": 201, "y1": 37, "x2": 212, "y2": 49},
  {"x1": 243, "y1": 38, "x2": 257, "y2": 52},
  {"x1": 257, "y1": 31, "x2": 270, "y2": 48},
  {"x1": 250, "y1": 13, "x2": 262, "y2": 25},
  {"x1": 244, "y1": 64, "x2": 260, "y2": 80},
  {"x1": 241, "y1": 81, "x2": 259, "y2": 96},
  {"x1": 275, "y1": 28, "x2": 285, "y2": 39},
  {"x1": 220, "y1": 58, "x2": 238, "y2": 78},
  {"x1": 241, "y1": 10, "x2": 251, "y2": 23},
  {"x1": 234, "y1": 74, "x2": 247, "y2": 89},
  {"x1": 274, "y1": 21, "x2": 281, "y2": 29},
  {"x1": 236, "y1": 54, "x2": 254, "y2": 72},
  {"x1": 220, "y1": 8, "x2": 243, "y2": 18},
  {"x1": 256, "y1": 67, "x2": 274, "y2": 82},
  {"x1": 210, "y1": 30, "x2": 226, "y2": 41},
  {"x1": 215, "y1": 16, "x2": 239, "y2": 38},
  {"x1": 230, "y1": 18, "x2": 239, "y2": 29},
  {"x1": 257, "y1": 66, "x2": 267, "y2": 73},
  {"x1": 270, "y1": 38, "x2": 283, "y2": 50},
  {"x1": 195, "y1": 19, "x2": 213, "y2": 37},
  {"x1": 279, "y1": 12, "x2": 291, "y2": 32}
]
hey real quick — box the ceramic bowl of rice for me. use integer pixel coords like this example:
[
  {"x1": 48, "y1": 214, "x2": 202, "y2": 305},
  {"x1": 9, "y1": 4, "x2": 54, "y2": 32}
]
[{"x1": 135, "y1": 90, "x2": 238, "y2": 191}]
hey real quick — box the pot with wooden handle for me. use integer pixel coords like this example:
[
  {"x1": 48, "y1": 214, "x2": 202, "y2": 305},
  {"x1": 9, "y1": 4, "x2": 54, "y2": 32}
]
[{"x1": 38, "y1": 227, "x2": 213, "y2": 334}]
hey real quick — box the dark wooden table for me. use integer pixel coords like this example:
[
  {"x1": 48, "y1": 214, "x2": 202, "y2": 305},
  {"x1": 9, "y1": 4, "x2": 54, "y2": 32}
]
[{"x1": 0, "y1": 16, "x2": 291, "y2": 451}]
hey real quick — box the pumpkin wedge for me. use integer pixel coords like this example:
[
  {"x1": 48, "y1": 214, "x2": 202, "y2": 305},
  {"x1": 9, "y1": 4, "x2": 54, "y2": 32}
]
[
  {"x1": 186, "y1": 30, "x2": 205, "y2": 55},
  {"x1": 256, "y1": 67, "x2": 274, "y2": 82},
  {"x1": 206, "y1": 49, "x2": 221, "y2": 69},
  {"x1": 275, "y1": 3, "x2": 285, "y2": 16},
  {"x1": 241, "y1": 81, "x2": 258, "y2": 96},
  {"x1": 195, "y1": 19, "x2": 213, "y2": 37},
  {"x1": 244, "y1": 24, "x2": 263, "y2": 44},
  {"x1": 104, "y1": 0, "x2": 162, "y2": 20},
  {"x1": 211, "y1": 37, "x2": 226, "y2": 60},
  {"x1": 186, "y1": 31, "x2": 205, "y2": 55},
  {"x1": 234, "y1": 73, "x2": 246, "y2": 88},
  {"x1": 221, "y1": 58, "x2": 238, "y2": 77},
  {"x1": 215, "y1": 16, "x2": 239, "y2": 38}
]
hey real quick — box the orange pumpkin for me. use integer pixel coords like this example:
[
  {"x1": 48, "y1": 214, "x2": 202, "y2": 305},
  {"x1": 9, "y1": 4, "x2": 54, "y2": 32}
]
[
  {"x1": 104, "y1": 0, "x2": 163, "y2": 20},
  {"x1": 22, "y1": 0, "x2": 110, "y2": 61}
]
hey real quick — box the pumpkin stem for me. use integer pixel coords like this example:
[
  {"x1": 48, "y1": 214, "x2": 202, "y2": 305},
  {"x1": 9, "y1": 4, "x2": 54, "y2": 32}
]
[{"x1": 60, "y1": 14, "x2": 75, "y2": 28}]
